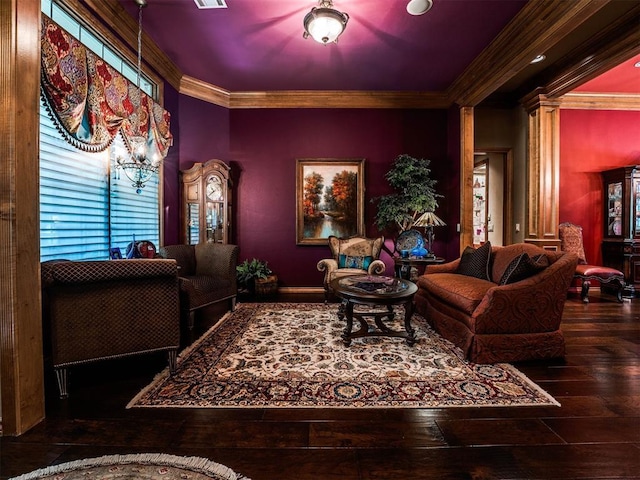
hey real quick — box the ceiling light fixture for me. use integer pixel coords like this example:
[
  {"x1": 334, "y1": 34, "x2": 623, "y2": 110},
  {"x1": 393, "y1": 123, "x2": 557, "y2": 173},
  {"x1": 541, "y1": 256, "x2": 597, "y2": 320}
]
[
  {"x1": 116, "y1": 0, "x2": 162, "y2": 194},
  {"x1": 406, "y1": 0, "x2": 433, "y2": 16},
  {"x1": 530, "y1": 54, "x2": 546, "y2": 64},
  {"x1": 303, "y1": 0, "x2": 349, "y2": 45}
]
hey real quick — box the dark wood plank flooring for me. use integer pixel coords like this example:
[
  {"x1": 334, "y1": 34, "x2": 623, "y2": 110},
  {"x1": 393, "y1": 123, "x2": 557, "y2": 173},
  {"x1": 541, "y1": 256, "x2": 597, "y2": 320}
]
[{"x1": 2, "y1": 291, "x2": 639, "y2": 479}]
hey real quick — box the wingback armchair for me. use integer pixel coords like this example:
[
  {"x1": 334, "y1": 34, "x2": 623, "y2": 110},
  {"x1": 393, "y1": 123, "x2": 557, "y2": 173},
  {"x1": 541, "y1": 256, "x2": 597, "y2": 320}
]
[
  {"x1": 317, "y1": 235, "x2": 386, "y2": 302},
  {"x1": 159, "y1": 242, "x2": 239, "y2": 330}
]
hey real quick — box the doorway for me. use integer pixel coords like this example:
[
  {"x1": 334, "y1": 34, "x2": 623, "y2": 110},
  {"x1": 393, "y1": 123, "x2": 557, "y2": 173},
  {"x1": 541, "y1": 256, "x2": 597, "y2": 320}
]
[{"x1": 473, "y1": 149, "x2": 513, "y2": 246}]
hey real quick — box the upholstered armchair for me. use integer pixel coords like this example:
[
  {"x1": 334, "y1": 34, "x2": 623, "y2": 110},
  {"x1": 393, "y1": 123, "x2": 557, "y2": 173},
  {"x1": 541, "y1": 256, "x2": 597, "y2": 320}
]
[
  {"x1": 41, "y1": 259, "x2": 181, "y2": 398},
  {"x1": 558, "y1": 222, "x2": 625, "y2": 302},
  {"x1": 317, "y1": 235, "x2": 386, "y2": 302},
  {"x1": 159, "y1": 242, "x2": 239, "y2": 330}
]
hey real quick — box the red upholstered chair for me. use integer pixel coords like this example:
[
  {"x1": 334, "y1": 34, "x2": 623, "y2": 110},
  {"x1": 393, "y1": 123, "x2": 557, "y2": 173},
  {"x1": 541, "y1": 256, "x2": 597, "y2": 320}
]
[{"x1": 558, "y1": 222, "x2": 625, "y2": 303}]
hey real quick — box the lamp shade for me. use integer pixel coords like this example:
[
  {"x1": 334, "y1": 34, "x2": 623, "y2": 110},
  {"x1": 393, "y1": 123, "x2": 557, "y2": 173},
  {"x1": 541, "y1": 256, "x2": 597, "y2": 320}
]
[
  {"x1": 414, "y1": 211, "x2": 447, "y2": 228},
  {"x1": 303, "y1": 1, "x2": 349, "y2": 44}
]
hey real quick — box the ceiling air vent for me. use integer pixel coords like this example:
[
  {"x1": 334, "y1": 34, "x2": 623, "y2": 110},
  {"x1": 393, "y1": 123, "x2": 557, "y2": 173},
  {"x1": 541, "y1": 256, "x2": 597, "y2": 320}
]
[{"x1": 193, "y1": 0, "x2": 227, "y2": 9}]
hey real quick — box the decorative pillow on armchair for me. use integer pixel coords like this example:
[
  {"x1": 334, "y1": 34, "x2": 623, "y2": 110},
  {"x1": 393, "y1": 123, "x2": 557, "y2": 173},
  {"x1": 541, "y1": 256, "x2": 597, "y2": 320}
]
[
  {"x1": 456, "y1": 242, "x2": 492, "y2": 280},
  {"x1": 338, "y1": 254, "x2": 374, "y2": 270}
]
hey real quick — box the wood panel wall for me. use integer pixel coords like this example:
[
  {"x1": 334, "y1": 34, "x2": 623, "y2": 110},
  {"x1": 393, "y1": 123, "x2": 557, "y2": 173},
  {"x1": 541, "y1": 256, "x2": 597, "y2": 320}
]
[{"x1": 0, "y1": 0, "x2": 45, "y2": 435}]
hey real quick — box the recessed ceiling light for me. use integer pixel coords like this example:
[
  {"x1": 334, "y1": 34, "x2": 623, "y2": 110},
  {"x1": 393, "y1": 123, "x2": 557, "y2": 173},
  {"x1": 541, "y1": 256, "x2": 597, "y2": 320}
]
[
  {"x1": 407, "y1": 0, "x2": 433, "y2": 16},
  {"x1": 634, "y1": 61, "x2": 640, "y2": 68},
  {"x1": 530, "y1": 54, "x2": 546, "y2": 64}
]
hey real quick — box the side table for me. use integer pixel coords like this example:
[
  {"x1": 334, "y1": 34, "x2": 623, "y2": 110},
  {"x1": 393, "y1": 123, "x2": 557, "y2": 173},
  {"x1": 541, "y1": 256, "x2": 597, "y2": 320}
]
[{"x1": 394, "y1": 256, "x2": 445, "y2": 280}]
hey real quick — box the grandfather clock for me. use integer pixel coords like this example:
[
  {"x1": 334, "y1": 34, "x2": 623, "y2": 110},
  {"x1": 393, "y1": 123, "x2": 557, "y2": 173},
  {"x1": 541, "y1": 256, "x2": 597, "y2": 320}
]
[{"x1": 180, "y1": 159, "x2": 232, "y2": 245}]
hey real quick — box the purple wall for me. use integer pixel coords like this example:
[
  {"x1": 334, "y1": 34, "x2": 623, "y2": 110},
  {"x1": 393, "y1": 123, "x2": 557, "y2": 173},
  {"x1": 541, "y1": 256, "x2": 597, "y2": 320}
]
[
  {"x1": 161, "y1": 83, "x2": 181, "y2": 245},
  {"x1": 162, "y1": 94, "x2": 231, "y2": 244},
  {"x1": 227, "y1": 108, "x2": 456, "y2": 287}
]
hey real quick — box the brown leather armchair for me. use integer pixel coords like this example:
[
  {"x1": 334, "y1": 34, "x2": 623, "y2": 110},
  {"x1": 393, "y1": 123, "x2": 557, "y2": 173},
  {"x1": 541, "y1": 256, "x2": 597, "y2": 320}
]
[{"x1": 159, "y1": 242, "x2": 239, "y2": 330}]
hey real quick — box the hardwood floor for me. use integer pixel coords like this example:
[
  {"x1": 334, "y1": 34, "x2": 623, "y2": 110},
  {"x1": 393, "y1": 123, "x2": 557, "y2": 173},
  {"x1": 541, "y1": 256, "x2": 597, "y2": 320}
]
[{"x1": 2, "y1": 291, "x2": 639, "y2": 480}]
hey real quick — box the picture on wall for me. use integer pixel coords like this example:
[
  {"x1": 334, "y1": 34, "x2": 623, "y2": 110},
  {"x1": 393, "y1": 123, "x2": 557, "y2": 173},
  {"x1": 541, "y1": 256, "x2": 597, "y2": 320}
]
[{"x1": 296, "y1": 158, "x2": 365, "y2": 245}]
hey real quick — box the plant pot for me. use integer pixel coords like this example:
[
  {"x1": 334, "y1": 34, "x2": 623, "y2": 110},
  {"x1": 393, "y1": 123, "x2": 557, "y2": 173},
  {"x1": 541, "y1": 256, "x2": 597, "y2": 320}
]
[{"x1": 254, "y1": 274, "x2": 278, "y2": 296}]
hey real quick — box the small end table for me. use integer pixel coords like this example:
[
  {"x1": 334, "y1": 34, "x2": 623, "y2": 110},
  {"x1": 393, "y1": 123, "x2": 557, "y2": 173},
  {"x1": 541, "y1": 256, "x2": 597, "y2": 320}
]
[{"x1": 394, "y1": 256, "x2": 445, "y2": 280}]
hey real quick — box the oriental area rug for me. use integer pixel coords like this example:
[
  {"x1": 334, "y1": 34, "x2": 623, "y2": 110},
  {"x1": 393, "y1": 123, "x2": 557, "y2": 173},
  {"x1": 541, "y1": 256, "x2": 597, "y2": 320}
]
[
  {"x1": 128, "y1": 303, "x2": 559, "y2": 409},
  {"x1": 10, "y1": 453, "x2": 250, "y2": 480}
]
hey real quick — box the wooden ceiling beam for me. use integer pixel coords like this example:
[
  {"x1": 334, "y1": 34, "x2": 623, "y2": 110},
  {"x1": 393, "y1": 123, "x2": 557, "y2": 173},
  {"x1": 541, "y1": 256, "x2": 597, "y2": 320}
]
[
  {"x1": 539, "y1": 4, "x2": 640, "y2": 98},
  {"x1": 447, "y1": 0, "x2": 612, "y2": 107}
]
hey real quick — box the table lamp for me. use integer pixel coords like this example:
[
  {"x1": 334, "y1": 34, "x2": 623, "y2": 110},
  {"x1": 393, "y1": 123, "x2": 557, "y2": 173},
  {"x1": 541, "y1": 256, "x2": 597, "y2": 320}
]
[{"x1": 413, "y1": 211, "x2": 446, "y2": 258}]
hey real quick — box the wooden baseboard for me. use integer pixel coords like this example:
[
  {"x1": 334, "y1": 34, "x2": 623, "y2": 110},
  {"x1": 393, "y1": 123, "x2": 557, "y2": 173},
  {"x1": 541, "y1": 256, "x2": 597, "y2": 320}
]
[{"x1": 277, "y1": 286, "x2": 325, "y2": 294}]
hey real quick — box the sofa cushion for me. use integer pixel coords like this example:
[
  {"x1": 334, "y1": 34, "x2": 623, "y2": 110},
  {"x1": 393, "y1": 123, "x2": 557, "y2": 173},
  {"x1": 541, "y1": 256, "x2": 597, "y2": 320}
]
[
  {"x1": 456, "y1": 242, "x2": 491, "y2": 280},
  {"x1": 417, "y1": 273, "x2": 495, "y2": 315},
  {"x1": 338, "y1": 254, "x2": 374, "y2": 269},
  {"x1": 490, "y1": 243, "x2": 554, "y2": 283},
  {"x1": 498, "y1": 252, "x2": 548, "y2": 285}
]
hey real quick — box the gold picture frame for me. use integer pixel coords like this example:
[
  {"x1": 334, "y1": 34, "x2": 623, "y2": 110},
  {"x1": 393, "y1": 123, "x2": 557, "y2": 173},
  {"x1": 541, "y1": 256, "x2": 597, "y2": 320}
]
[{"x1": 296, "y1": 158, "x2": 365, "y2": 245}]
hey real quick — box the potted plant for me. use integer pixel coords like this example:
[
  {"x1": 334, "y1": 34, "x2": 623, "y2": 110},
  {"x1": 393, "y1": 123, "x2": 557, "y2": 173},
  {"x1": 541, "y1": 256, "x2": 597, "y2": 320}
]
[
  {"x1": 371, "y1": 154, "x2": 442, "y2": 233},
  {"x1": 236, "y1": 258, "x2": 278, "y2": 296}
]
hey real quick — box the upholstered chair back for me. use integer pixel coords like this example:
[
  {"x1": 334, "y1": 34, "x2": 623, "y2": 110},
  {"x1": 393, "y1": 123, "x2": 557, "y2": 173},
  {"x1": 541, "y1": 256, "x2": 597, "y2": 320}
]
[
  {"x1": 558, "y1": 223, "x2": 588, "y2": 265},
  {"x1": 328, "y1": 235, "x2": 384, "y2": 262},
  {"x1": 160, "y1": 244, "x2": 197, "y2": 274}
]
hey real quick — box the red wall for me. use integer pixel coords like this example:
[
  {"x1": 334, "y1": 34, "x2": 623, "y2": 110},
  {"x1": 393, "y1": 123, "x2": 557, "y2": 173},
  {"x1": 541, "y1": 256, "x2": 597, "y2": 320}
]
[
  {"x1": 560, "y1": 110, "x2": 640, "y2": 264},
  {"x1": 227, "y1": 108, "x2": 456, "y2": 286}
]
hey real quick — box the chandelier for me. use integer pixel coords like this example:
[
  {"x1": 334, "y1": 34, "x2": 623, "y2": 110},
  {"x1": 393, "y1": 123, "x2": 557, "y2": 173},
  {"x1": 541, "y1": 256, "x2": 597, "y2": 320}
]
[
  {"x1": 116, "y1": 0, "x2": 161, "y2": 194},
  {"x1": 303, "y1": 0, "x2": 349, "y2": 45}
]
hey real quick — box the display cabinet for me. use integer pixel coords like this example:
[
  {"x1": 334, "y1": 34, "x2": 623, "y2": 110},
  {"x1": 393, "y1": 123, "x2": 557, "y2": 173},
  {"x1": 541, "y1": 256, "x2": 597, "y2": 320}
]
[
  {"x1": 180, "y1": 159, "x2": 232, "y2": 245},
  {"x1": 601, "y1": 165, "x2": 640, "y2": 295}
]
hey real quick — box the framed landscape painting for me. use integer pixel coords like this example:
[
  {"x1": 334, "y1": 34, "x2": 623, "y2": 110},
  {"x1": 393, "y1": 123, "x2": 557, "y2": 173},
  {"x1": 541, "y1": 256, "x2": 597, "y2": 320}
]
[{"x1": 296, "y1": 158, "x2": 365, "y2": 245}]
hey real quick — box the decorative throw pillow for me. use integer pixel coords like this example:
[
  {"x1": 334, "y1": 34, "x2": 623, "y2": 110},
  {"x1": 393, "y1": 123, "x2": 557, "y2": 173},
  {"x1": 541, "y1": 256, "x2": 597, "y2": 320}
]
[
  {"x1": 456, "y1": 242, "x2": 492, "y2": 280},
  {"x1": 531, "y1": 253, "x2": 550, "y2": 269},
  {"x1": 338, "y1": 254, "x2": 374, "y2": 270},
  {"x1": 499, "y1": 252, "x2": 547, "y2": 285}
]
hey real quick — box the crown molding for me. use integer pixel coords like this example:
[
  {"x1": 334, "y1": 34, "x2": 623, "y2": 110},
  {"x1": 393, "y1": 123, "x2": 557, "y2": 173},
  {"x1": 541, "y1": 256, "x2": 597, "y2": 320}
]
[
  {"x1": 557, "y1": 93, "x2": 640, "y2": 111},
  {"x1": 180, "y1": 75, "x2": 449, "y2": 109},
  {"x1": 76, "y1": 0, "x2": 182, "y2": 91}
]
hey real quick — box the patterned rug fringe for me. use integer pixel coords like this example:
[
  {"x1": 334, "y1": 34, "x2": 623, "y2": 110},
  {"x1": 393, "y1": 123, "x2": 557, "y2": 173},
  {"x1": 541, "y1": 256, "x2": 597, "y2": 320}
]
[{"x1": 10, "y1": 453, "x2": 250, "y2": 480}]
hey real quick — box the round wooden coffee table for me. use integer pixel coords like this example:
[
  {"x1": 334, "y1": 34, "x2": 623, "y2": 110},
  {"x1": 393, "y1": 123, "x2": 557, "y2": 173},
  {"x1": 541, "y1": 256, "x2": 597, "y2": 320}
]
[{"x1": 330, "y1": 275, "x2": 418, "y2": 346}]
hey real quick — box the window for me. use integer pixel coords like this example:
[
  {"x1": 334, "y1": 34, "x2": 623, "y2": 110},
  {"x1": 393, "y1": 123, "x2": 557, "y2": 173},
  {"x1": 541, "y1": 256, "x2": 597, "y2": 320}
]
[
  {"x1": 39, "y1": 0, "x2": 160, "y2": 261},
  {"x1": 40, "y1": 103, "x2": 160, "y2": 261}
]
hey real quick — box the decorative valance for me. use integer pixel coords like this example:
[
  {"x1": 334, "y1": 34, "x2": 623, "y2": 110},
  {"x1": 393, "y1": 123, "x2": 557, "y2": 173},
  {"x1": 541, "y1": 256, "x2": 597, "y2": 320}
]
[{"x1": 40, "y1": 15, "x2": 172, "y2": 159}]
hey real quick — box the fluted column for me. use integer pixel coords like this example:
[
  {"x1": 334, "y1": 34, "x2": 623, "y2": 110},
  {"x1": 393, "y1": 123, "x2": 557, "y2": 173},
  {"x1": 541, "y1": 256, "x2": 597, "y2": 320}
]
[
  {"x1": 521, "y1": 90, "x2": 562, "y2": 250},
  {"x1": 0, "y1": 0, "x2": 44, "y2": 435}
]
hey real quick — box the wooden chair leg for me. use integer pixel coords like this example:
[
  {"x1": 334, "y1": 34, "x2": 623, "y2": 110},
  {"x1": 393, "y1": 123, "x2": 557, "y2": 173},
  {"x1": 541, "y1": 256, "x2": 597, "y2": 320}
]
[{"x1": 580, "y1": 279, "x2": 591, "y2": 303}]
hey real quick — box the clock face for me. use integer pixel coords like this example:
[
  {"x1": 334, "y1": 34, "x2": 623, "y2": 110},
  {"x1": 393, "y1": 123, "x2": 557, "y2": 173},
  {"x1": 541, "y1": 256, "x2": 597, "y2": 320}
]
[{"x1": 206, "y1": 177, "x2": 223, "y2": 201}]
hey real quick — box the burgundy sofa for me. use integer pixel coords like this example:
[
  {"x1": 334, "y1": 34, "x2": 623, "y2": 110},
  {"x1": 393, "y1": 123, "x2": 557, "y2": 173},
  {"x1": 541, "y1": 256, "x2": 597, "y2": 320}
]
[{"x1": 414, "y1": 243, "x2": 578, "y2": 364}]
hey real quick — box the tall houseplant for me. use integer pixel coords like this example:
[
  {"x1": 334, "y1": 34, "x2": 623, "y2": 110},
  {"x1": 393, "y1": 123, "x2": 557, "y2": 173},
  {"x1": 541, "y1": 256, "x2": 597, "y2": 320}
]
[{"x1": 371, "y1": 154, "x2": 442, "y2": 233}]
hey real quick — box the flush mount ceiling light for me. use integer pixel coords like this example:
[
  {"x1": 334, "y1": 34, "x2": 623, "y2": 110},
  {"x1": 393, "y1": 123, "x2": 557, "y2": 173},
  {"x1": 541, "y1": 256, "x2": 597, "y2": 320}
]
[
  {"x1": 406, "y1": 0, "x2": 433, "y2": 16},
  {"x1": 303, "y1": 0, "x2": 349, "y2": 45}
]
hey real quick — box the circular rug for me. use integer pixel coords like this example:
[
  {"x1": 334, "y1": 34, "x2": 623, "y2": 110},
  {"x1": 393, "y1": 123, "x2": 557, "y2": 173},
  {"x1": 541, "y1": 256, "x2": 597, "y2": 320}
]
[{"x1": 10, "y1": 453, "x2": 250, "y2": 480}]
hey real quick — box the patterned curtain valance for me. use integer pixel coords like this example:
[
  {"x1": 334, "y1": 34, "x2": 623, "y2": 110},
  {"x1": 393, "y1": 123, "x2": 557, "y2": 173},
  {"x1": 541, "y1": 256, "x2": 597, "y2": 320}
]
[{"x1": 40, "y1": 15, "x2": 172, "y2": 158}]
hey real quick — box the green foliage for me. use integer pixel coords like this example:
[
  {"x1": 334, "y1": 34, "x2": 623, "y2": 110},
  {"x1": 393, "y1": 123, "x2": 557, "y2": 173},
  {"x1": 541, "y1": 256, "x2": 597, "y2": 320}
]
[
  {"x1": 371, "y1": 154, "x2": 442, "y2": 232},
  {"x1": 236, "y1": 258, "x2": 273, "y2": 288}
]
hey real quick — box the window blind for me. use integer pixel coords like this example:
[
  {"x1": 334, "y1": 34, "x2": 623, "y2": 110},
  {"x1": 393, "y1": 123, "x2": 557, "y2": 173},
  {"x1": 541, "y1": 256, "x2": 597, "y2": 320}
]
[{"x1": 40, "y1": 102, "x2": 160, "y2": 261}]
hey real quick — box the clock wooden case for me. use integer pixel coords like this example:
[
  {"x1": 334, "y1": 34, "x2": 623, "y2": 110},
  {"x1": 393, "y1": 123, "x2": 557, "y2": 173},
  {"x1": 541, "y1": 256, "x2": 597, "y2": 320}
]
[{"x1": 180, "y1": 159, "x2": 232, "y2": 245}]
